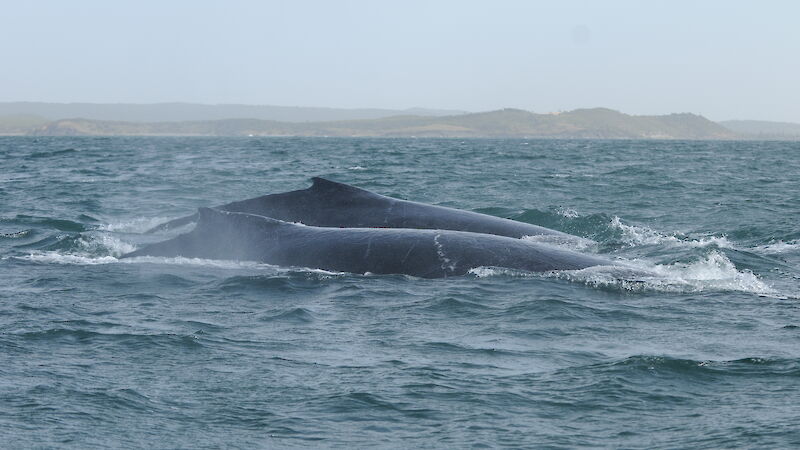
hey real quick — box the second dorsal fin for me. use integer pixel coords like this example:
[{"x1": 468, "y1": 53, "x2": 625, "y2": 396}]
[{"x1": 310, "y1": 177, "x2": 370, "y2": 195}]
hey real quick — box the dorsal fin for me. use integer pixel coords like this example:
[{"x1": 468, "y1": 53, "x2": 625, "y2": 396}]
[{"x1": 310, "y1": 177, "x2": 368, "y2": 194}]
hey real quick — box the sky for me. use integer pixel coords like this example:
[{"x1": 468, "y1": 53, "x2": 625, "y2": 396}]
[{"x1": 1, "y1": 0, "x2": 798, "y2": 122}]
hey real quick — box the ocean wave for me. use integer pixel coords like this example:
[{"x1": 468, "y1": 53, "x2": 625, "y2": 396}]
[
  {"x1": 468, "y1": 267, "x2": 541, "y2": 278},
  {"x1": 0, "y1": 230, "x2": 32, "y2": 239},
  {"x1": 515, "y1": 210, "x2": 742, "y2": 255},
  {"x1": 28, "y1": 148, "x2": 77, "y2": 159},
  {"x1": 213, "y1": 272, "x2": 348, "y2": 294},
  {"x1": 18, "y1": 252, "x2": 121, "y2": 265},
  {"x1": 512, "y1": 209, "x2": 613, "y2": 238},
  {"x1": 97, "y1": 216, "x2": 177, "y2": 233},
  {"x1": 77, "y1": 233, "x2": 137, "y2": 256},
  {"x1": 19, "y1": 232, "x2": 137, "y2": 259},
  {"x1": 753, "y1": 240, "x2": 800, "y2": 255},
  {"x1": 418, "y1": 297, "x2": 493, "y2": 316},
  {"x1": 15, "y1": 229, "x2": 265, "y2": 268},
  {"x1": 609, "y1": 216, "x2": 735, "y2": 249},
  {"x1": 259, "y1": 307, "x2": 316, "y2": 324},
  {"x1": 126, "y1": 258, "x2": 351, "y2": 278},
  {"x1": 471, "y1": 250, "x2": 775, "y2": 296},
  {"x1": 121, "y1": 256, "x2": 275, "y2": 269},
  {"x1": 5, "y1": 215, "x2": 87, "y2": 232},
  {"x1": 13, "y1": 234, "x2": 254, "y2": 267},
  {"x1": 16, "y1": 327, "x2": 205, "y2": 350},
  {"x1": 521, "y1": 233, "x2": 596, "y2": 251},
  {"x1": 579, "y1": 355, "x2": 800, "y2": 377},
  {"x1": 19, "y1": 244, "x2": 352, "y2": 279},
  {"x1": 555, "y1": 207, "x2": 580, "y2": 219},
  {"x1": 559, "y1": 251, "x2": 774, "y2": 295}
]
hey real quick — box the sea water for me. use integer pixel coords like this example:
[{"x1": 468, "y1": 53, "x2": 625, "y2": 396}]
[{"x1": 1, "y1": 137, "x2": 799, "y2": 447}]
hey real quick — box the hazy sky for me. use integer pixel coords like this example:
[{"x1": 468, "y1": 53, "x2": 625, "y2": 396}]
[{"x1": 2, "y1": 0, "x2": 798, "y2": 121}]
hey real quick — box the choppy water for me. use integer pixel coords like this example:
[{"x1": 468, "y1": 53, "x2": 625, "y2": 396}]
[{"x1": 1, "y1": 137, "x2": 799, "y2": 448}]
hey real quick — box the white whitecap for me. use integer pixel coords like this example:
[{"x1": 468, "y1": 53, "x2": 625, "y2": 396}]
[
  {"x1": 522, "y1": 233, "x2": 596, "y2": 251},
  {"x1": 97, "y1": 216, "x2": 176, "y2": 233},
  {"x1": 470, "y1": 250, "x2": 775, "y2": 297},
  {"x1": 556, "y1": 206, "x2": 580, "y2": 218},
  {"x1": 609, "y1": 216, "x2": 735, "y2": 249},
  {"x1": 557, "y1": 251, "x2": 774, "y2": 296},
  {"x1": 77, "y1": 233, "x2": 137, "y2": 256},
  {"x1": 18, "y1": 252, "x2": 120, "y2": 265},
  {"x1": 752, "y1": 240, "x2": 800, "y2": 255}
]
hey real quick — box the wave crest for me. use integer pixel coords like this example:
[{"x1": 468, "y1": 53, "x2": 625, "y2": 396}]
[{"x1": 609, "y1": 216, "x2": 735, "y2": 249}]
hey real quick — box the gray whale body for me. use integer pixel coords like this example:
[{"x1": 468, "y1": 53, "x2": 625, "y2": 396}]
[
  {"x1": 125, "y1": 208, "x2": 611, "y2": 278},
  {"x1": 147, "y1": 177, "x2": 567, "y2": 239}
]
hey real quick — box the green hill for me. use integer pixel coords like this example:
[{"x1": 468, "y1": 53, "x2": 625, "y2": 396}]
[
  {"x1": 27, "y1": 108, "x2": 736, "y2": 139},
  {"x1": 0, "y1": 102, "x2": 464, "y2": 123}
]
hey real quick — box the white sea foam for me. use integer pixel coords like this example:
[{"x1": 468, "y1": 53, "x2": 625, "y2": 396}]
[
  {"x1": 567, "y1": 251, "x2": 773, "y2": 295},
  {"x1": 17, "y1": 251, "x2": 352, "y2": 276},
  {"x1": 161, "y1": 260, "x2": 346, "y2": 280},
  {"x1": 609, "y1": 216, "x2": 735, "y2": 249},
  {"x1": 19, "y1": 242, "x2": 350, "y2": 278},
  {"x1": 471, "y1": 250, "x2": 775, "y2": 296},
  {"x1": 10, "y1": 221, "x2": 349, "y2": 274},
  {"x1": 97, "y1": 217, "x2": 175, "y2": 233},
  {"x1": 119, "y1": 256, "x2": 273, "y2": 269},
  {"x1": 17, "y1": 232, "x2": 136, "y2": 265},
  {"x1": 522, "y1": 234, "x2": 596, "y2": 252},
  {"x1": 0, "y1": 230, "x2": 31, "y2": 239},
  {"x1": 556, "y1": 207, "x2": 580, "y2": 218},
  {"x1": 468, "y1": 267, "x2": 536, "y2": 278},
  {"x1": 77, "y1": 233, "x2": 137, "y2": 256},
  {"x1": 121, "y1": 257, "x2": 350, "y2": 278},
  {"x1": 19, "y1": 252, "x2": 120, "y2": 265},
  {"x1": 753, "y1": 240, "x2": 800, "y2": 255}
]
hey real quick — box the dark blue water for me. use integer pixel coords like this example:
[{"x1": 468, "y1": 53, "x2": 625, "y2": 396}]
[{"x1": 1, "y1": 137, "x2": 799, "y2": 448}]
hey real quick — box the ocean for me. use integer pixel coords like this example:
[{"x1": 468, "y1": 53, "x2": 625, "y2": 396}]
[{"x1": 1, "y1": 137, "x2": 799, "y2": 448}]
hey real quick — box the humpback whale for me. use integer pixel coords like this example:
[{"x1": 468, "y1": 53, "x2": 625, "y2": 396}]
[
  {"x1": 125, "y1": 208, "x2": 611, "y2": 278},
  {"x1": 147, "y1": 177, "x2": 567, "y2": 239}
]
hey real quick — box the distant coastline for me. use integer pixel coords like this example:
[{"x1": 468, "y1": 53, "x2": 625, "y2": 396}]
[{"x1": 0, "y1": 102, "x2": 798, "y2": 140}]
